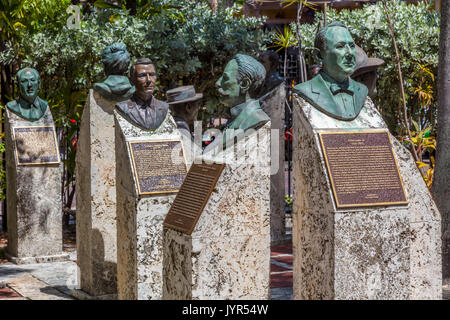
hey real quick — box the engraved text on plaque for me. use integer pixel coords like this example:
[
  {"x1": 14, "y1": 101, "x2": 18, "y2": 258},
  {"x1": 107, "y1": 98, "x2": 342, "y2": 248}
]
[
  {"x1": 163, "y1": 163, "x2": 225, "y2": 234},
  {"x1": 318, "y1": 130, "x2": 408, "y2": 208},
  {"x1": 13, "y1": 126, "x2": 60, "y2": 165},
  {"x1": 129, "y1": 140, "x2": 188, "y2": 195}
]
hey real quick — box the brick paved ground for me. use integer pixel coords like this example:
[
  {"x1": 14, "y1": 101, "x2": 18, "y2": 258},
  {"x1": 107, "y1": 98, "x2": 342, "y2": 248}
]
[
  {"x1": 0, "y1": 286, "x2": 22, "y2": 299},
  {"x1": 0, "y1": 231, "x2": 7, "y2": 264},
  {"x1": 270, "y1": 242, "x2": 293, "y2": 300}
]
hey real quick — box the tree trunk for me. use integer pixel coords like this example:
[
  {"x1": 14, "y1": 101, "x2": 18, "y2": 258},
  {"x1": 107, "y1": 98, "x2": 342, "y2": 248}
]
[{"x1": 432, "y1": 0, "x2": 450, "y2": 279}]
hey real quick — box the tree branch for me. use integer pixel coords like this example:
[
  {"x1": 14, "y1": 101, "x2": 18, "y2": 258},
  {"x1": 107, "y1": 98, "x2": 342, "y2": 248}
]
[{"x1": 381, "y1": 0, "x2": 425, "y2": 179}]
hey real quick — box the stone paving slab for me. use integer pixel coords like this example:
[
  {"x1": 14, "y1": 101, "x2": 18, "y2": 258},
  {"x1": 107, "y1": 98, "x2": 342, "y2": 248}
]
[
  {"x1": 271, "y1": 287, "x2": 293, "y2": 300},
  {"x1": 0, "y1": 250, "x2": 78, "y2": 299},
  {"x1": 4, "y1": 274, "x2": 73, "y2": 300}
]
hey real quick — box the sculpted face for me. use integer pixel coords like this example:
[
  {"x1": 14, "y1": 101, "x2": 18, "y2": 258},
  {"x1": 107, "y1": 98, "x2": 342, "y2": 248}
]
[
  {"x1": 19, "y1": 69, "x2": 39, "y2": 103},
  {"x1": 216, "y1": 59, "x2": 242, "y2": 107},
  {"x1": 322, "y1": 26, "x2": 356, "y2": 83},
  {"x1": 186, "y1": 102, "x2": 200, "y2": 125},
  {"x1": 133, "y1": 63, "x2": 156, "y2": 101}
]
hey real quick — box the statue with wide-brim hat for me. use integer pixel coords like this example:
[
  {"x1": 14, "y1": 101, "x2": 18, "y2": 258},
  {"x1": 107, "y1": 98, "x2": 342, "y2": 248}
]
[
  {"x1": 166, "y1": 85, "x2": 203, "y2": 134},
  {"x1": 351, "y1": 45, "x2": 384, "y2": 98}
]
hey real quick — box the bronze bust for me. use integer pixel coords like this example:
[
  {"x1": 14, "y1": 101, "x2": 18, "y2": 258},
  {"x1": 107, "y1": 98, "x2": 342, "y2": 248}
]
[
  {"x1": 115, "y1": 58, "x2": 169, "y2": 130},
  {"x1": 7, "y1": 68, "x2": 48, "y2": 121},
  {"x1": 93, "y1": 43, "x2": 135, "y2": 101},
  {"x1": 294, "y1": 22, "x2": 368, "y2": 121},
  {"x1": 216, "y1": 54, "x2": 270, "y2": 147}
]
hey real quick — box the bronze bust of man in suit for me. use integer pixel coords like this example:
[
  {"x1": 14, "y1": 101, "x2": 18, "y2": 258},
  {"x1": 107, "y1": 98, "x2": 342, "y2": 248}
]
[
  {"x1": 294, "y1": 22, "x2": 368, "y2": 121},
  {"x1": 7, "y1": 68, "x2": 48, "y2": 121},
  {"x1": 115, "y1": 58, "x2": 169, "y2": 130}
]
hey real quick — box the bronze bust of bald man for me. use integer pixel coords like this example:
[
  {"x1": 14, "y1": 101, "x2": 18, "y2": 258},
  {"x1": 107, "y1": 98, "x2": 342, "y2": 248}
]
[
  {"x1": 115, "y1": 58, "x2": 169, "y2": 130},
  {"x1": 7, "y1": 68, "x2": 48, "y2": 121},
  {"x1": 294, "y1": 22, "x2": 368, "y2": 121}
]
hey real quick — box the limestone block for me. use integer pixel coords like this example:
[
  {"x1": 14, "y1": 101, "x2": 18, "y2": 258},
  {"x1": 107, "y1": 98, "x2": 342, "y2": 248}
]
[
  {"x1": 260, "y1": 84, "x2": 286, "y2": 244},
  {"x1": 75, "y1": 90, "x2": 119, "y2": 296},
  {"x1": 115, "y1": 110, "x2": 187, "y2": 300},
  {"x1": 292, "y1": 95, "x2": 441, "y2": 300},
  {"x1": 163, "y1": 122, "x2": 271, "y2": 300},
  {"x1": 5, "y1": 108, "x2": 69, "y2": 264}
]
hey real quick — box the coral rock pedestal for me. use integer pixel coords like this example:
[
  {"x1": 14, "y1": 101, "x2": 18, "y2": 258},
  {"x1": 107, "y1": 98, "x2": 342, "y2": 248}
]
[
  {"x1": 74, "y1": 90, "x2": 119, "y2": 298},
  {"x1": 5, "y1": 108, "x2": 69, "y2": 264},
  {"x1": 260, "y1": 83, "x2": 287, "y2": 244},
  {"x1": 115, "y1": 111, "x2": 188, "y2": 300},
  {"x1": 163, "y1": 122, "x2": 271, "y2": 299},
  {"x1": 292, "y1": 94, "x2": 442, "y2": 300}
]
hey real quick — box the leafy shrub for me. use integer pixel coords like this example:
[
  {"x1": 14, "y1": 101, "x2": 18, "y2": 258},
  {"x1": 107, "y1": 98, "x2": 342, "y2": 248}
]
[
  {"x1": 1, "y1": 1, "x2": 271, "y2": 112},
  {"x1": 0, "y1": 0, "x2": 272, "y2": 206}
]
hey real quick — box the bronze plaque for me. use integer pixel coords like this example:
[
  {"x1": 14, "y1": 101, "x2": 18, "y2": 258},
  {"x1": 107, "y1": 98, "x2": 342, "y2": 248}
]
[
  {"x1": 129, "y1": 140, "x2": 188, "y2": 195},
  {"x1": 318, "y1": 130, "x2": 408, "y2": 208},
  {"x1": 13, "y1": 126, "x2": 60, "y2": 165},
  {"x1": 163, "y1": 162, "x2": 225, "y2": 234}
]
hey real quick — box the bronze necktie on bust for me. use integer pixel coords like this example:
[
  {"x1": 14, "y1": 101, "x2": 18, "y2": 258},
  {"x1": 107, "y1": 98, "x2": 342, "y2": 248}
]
[{"x1": 330, "y1": 83, "x2": 354, "y2": 95}]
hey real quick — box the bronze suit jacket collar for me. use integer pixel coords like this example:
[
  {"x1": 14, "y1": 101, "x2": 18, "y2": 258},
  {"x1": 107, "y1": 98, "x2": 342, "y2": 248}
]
[
  {"x1": 295, "y1": 72, "x2": 368, "y2": 121},
  {"x1": 7, "y1": 96, "x2": 48, "y2": 121},
  {"x1": 115, "y1": 94, "x2": 169, "y2": 130}
]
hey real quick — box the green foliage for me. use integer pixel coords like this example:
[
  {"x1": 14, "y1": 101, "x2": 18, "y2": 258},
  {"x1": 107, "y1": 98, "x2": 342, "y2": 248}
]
[
  {"x1": 0, "y1": 0, "x2": 71, "y2": 41},
  {"x1": 269, "y1": 25, "x2": 298, "y2": 53},
  {"x1": 293, "y1": 0, "x2": 440, "y2": 135},
  {"x1": 285, "y1": 194, "x2": 293, "y2": 207},
  {"x1": 0, "y1": 0, "x2": 272, "y2": 205},
  {"x1": 1, "y1": 0, "x2": 271, "y2": 111}
]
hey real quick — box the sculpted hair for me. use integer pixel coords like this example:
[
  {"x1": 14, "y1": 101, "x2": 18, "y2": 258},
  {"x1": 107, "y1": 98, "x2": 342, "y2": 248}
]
[
  {"x1": 315, "y1": 22, "x2": 348, "y2": 58},
  {"x1": 16, "y1": 67, "x2": 39, "y2": 83},
  {"x1": 234, "y1": 54, "x2": 266, "y2": 98},
  {"x1": 102, "y1": 43, "x2": 130, "y2": 76},
  {"x1": 130, "y1": 58, "x2": 154, "y2": 83}
]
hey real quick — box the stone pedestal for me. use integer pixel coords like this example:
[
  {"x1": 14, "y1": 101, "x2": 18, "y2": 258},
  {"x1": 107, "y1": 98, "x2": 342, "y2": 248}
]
[
  {"x1": 260, "y1": 83, "x2": 286, "y2": 244},
  {"x1": 115, "y1": 111, "x2": 187, "y2": 300},
  {"x1": 5, "y1": 108, "x2": 69, "y2": 264},
  {"x1": 292, "y1": 95, "x2": 442, "y2": 300},
  {"x1": 163, "y1": 122, "x2": 271, "y2": 300},
  {"x1": 75, "y1": 90, "x2": 119, "y2": 297}
]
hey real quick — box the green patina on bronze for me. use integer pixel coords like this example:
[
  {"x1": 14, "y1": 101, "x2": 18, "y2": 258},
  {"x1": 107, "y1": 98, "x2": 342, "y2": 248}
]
[
  {"x1": 294, "y1": 22, "x2": 368, "y2": 121},
  {"x1": 93, "y1": 43, "x2": 135, "y2": 101},
  {"x1": 6, "y1": 68, "x2": 48, "y2": 121},
  {"x1": 216, "y1": 54, "x2": 270, "y2": 145}
]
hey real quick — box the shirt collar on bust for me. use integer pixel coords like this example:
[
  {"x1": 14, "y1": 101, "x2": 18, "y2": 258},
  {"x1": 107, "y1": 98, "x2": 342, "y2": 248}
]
[
  {"x1": 132, "y1": 93, "x2": 154, "y2": 108},
  {"x1": 18, "y1": 96, "x2": 40, "y2": 109}
]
